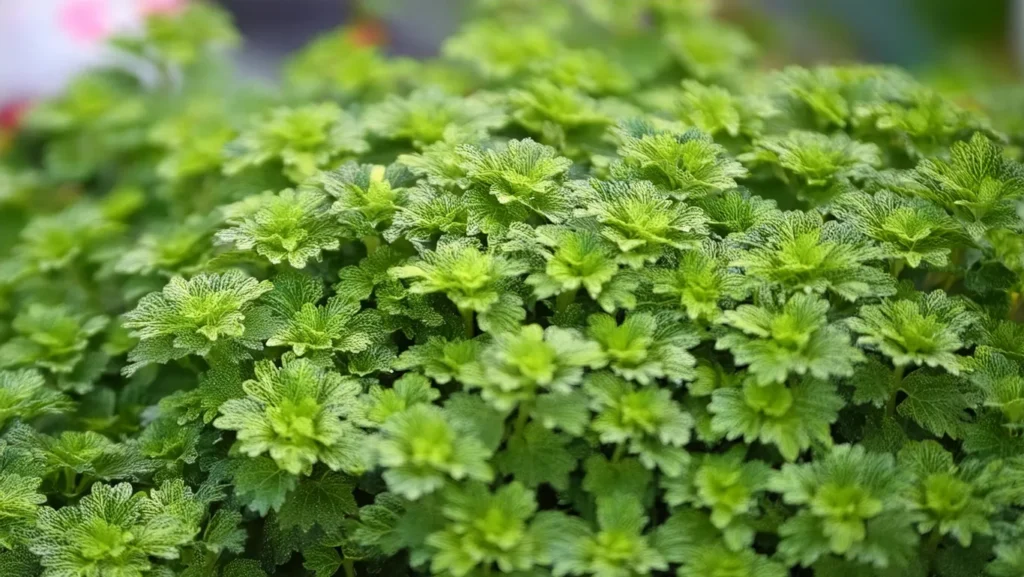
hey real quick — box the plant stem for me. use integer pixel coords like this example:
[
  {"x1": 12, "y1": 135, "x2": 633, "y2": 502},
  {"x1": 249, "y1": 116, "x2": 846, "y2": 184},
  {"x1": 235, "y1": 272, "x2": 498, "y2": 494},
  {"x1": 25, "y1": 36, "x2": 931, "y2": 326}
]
[
  {"x1": 942, "y1": 273, "x2": 957, "y2": 292},
  {"x1": 343, "y1": 558, "x2": 356, "y2": 577},
  {"x1": 178, "y1": 355, "x2": 203, "y2": 374},
  {"x1": 611, "y1": 443, "x2": 626, "y2": 463},
  {"x1": 889, "y1": 259, "x2": 905, "y2": 279},
  {"x1": 362, "y1": 235, "x2": 380, "y2": 256},
  {"x1": 1010, "y1": 291, "x2": 1022, "y2": 321},
  {"x1": 513, "y1": 402, "x2": 532, "y2": 438},
  {"x1": 555, "y1": 287, "x2": 578, "y2": 316},
  {"x1": 461, "y1": 308, "x2": 475, "y2": 339},
  {"x1": 202, "y1": 551, "x2": 219, "y2": 573},
  {"x1": 884, "y1": 364, "x2": 907, "y2": 419},
  {"x1": 923, "y1": 530, "x2": 943, "y2": 572},
  {"x1": 62, "y1": 467, "x2": 76, "y2": 496},
  {"x1": 73, "y1": 475, "x2": 91, "y2": 496}
]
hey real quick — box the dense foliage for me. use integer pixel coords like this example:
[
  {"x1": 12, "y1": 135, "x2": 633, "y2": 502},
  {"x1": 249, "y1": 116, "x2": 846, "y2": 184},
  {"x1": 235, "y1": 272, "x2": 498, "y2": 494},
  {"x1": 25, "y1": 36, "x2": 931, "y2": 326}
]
[{"x1": 2, "y1": 2, "x2": 1024, "y2": 576}]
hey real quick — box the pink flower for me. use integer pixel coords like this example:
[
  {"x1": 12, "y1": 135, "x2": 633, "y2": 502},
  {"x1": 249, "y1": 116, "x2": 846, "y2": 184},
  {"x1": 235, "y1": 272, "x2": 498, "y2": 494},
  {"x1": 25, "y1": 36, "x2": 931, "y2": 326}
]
[
  {"x1": 138, "y1": 0, "x2": 186, "y2": 15},
  {"x1": 58, "y1": 0, "x2": 112, "y2": 44}
]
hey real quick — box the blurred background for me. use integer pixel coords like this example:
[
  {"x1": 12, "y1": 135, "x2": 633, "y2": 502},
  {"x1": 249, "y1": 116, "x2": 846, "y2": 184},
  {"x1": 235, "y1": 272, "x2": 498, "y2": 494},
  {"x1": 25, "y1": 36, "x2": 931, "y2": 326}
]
[
  {"x1": 216, "y1": 0, "x2": 1024, "y2": 78},
  {"x1": 1, "y1": 0, "x2": 1021, "y2": 120}
]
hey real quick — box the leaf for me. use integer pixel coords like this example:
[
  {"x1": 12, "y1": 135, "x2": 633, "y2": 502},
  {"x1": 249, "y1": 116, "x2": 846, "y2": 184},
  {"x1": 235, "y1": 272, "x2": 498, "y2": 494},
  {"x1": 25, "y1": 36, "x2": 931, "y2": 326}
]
[
  {"x1": 532, "y1": 390, "x2": 591, "y2": 436},
  {"x1": 303, "y1": 544, "x2": 342, "y2": 577},
  {"x1": 232, "y1": 457, "x2": 299, "y2": 515},
  {"x1": 614, "y1": 123, "x2": 747, "y2": 198},
  {"x1": 0, "y1": 473, "x2": 45, "y2": 548},
  {"x1": 717, "y1": 293, "x2": 864, "y2": 386},
  {"x1": 122, "y1": 271, "x2": 274, "y2": 374},
  {"x1": 201, "y1": 509, "x2": 247, "y2": 554},
  {"x1": 897, "y1": 372, "x2": 973, "y2": 439},
  {"x1": 458, "y1": 138, "x2": 574, "y2": 223},
  {"x1": 0, "y1": 369, "x2": 72, "y2": 427},
  {"x1": 582, "y1": 455, "x2": 652, "y2": 500},
  {"x1": 374, "y1": 405, "x2": 493, "y2": 500},
  {"x1": 844, "y1": 355, "x2": 894, "y2": 408},
  {"x1": 278, "y1": 472, "x2": 358, "y2": 533},
  {"x1": 216, "y1": 188, "x2": 342, "y2": 268},
  {"x1": 442, "y1": 392, "x2": 506, "y2": 452},
  {"x1": 497, "y1": 422, "x2": 578, "y2": 490},
  {"x1": 214, "y1": 357, "x2": 365, "y2": 476},
  {"x1": 709, "y1": 377, "x2": 843, "y2": 461},
  {"x1": 222, "y1": 559, "x2": 269, "y2": 577}
]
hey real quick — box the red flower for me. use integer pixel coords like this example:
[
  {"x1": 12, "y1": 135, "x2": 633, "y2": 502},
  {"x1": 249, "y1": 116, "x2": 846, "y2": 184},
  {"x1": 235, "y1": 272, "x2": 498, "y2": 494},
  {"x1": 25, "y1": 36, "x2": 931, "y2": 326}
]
[
  {"x1": 351, "y1": 19, "x2": 387, "y2": 48},
  {"x1": 0, "y1": 100, "x2": 32, "y2": 131}
]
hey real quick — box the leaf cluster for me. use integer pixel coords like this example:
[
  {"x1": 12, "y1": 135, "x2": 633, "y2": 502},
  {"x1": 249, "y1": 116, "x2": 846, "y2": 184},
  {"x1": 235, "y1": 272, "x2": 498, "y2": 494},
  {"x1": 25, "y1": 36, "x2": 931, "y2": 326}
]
[{"x1": 2, "y1": 3, "x2": 1024, "y2": 577}]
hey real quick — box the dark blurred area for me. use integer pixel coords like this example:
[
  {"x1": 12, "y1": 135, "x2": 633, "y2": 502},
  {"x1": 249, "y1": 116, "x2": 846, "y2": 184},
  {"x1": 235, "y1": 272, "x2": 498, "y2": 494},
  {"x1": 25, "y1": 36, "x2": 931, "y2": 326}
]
[
  {"x1": 215, "y1": 0, "x2": 1019, "y2": 77},
  {"x1": 215, "y1": 0, "x2": 465, "y2": 77}
]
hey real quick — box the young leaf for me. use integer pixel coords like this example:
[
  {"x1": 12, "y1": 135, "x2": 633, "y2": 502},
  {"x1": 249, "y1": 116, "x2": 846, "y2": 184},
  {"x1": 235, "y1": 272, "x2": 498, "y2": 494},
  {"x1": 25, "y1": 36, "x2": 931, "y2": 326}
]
[
  {"x1": 968, "y1": 347, "x2": 1024, "y2": 431},
  {"x1": 574, "y1": 179, "x2": 710, "y2": 268},
  {"x1": 912, "y1": 133, "x2": 1024, "y2": 239},
  {"x1": 832, "y1": 189, "x2": 964, "y2": 269},
  {"x1": 743, "y1": 131, "x2": 881, "y2": 199},
  {"x1": 709, "y1": 376, "x2": 844, "y2": 461},
  {"x1": 0, "y1": 369, "x2": 72, "y2": 427},
  {"x1": 586, "y1": 372, "x2": 693, "y2": 476},
  {"x1": 366, "y1": 88, "x2": 506, "y2": 148},
  {"x1": 224, "y1": 104, "x2": 368, "y2": 183},
  {"x1": 458, "y1": 138, "x2": 574, "y2": 227},
  {"x1": 770, "y1": 445, "x2": 917, "y2": 568},
  {"x1": 32, "y1": 482, "x2": 204, "y2": 577},
  {"x1": 316, "y1": 161, "x2": 416, "y2": 241},
  {"x1": 587, "y1": 312, "x2": 699, "y2": 385},
  {"x1": 216, "y1": 187, "x2": 343, "y2": 268},
  {"x1": 614, "y1": 123, "x2": 747, "y2": 199},
  {"x1": 426, "y1": 482, "x2": 544, "y2": 577},
  {"x1": 214, "y1": 357, "x2": 365, "y2": 476},
  {"x1": 648, "y1": 242, "x2": 749, "y2": 322},
  {"x1": 716, "y1": 293, "x2": 864, "y2": 386},
  {"x1": 464, "y1": 324, "x2": 604, "y2": 412},
  {"x1": 122, "y1": 271, "x2": 274, "y2": 374},
  {"x1": 731, "y1": 211, "x2": 894, "y2": 301},
  {"x1": 372, "y1": 405, "x2": 493, "y2": 500},
  {"x1": 391, "y1": 239, "x2": 526, "y2": 333},
  {"x1": 535, "y1": 496, "x2": 668, "y2": 577},
  {"x1": 848, "y1": 290, "x2": 975, "y2": 374}
]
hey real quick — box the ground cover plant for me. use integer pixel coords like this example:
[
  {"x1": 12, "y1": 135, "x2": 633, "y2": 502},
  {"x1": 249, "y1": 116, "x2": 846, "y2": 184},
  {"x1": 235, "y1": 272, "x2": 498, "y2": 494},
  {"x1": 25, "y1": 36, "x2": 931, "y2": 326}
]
[{"x1": 2, "y1": 1, "x2": 1024, "y2": 576}]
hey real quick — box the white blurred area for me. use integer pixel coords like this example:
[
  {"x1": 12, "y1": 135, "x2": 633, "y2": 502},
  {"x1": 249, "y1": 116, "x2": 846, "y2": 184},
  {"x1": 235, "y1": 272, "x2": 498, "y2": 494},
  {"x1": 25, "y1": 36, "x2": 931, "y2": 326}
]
[{"x1": 0, "y1": 0, "x2": 181, "y2": 107}]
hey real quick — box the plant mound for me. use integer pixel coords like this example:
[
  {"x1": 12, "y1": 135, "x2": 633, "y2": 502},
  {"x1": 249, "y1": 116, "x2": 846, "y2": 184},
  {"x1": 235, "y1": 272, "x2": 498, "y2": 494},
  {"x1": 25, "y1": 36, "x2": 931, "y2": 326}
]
[{"x1": 2, "y1": 2, "x2": 1024, "y2": 577}]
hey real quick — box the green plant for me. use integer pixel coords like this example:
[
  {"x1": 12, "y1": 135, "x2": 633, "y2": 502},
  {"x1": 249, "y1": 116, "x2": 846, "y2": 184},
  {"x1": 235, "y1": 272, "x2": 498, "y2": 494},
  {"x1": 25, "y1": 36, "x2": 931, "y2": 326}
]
[{"x1": 2, "y1": 2, "x2": 1024, "y2": 576}]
